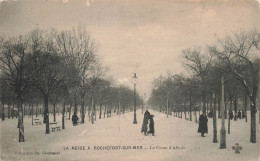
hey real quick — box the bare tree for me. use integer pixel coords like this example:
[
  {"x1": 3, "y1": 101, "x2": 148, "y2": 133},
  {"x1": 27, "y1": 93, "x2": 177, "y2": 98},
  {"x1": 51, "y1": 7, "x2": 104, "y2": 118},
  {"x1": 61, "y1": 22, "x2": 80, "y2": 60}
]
[
  {"x1": 55, "y1": 25, "x2": 100, "y2": 124},
  {"x1": 0, "y1": 35, "x2": 33, "y2": 142},
  {"x1": 183, "y1": 47, "x2": 212, "y2": 113},
  {"x1": 28, "y1": 29, "x2": 78, "y2": 134},
  {"x1": 210, "y1": 30, "x2": 260, "y2": 143}
]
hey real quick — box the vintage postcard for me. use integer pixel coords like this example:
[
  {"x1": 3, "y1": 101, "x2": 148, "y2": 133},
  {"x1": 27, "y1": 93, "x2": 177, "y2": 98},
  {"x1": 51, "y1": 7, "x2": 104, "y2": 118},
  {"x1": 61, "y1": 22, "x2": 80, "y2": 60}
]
[{"x1": 0, "y1": 0, "x2": 259, "y2": 161}]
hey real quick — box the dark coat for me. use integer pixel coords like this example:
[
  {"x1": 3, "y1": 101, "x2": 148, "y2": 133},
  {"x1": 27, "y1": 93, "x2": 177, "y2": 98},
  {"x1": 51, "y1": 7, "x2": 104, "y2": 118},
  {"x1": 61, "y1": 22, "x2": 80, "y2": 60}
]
[
  {"x1": 141, "y1": 114, "x2": 149, "y2": 133},
  {"x1": 237, "y1": 111, "x2": 241, "y2": 119},
  {"x1": 148, "y1": 115, "x2": 155, "y2": 134},
  {"x1": 144, "y1": 110, "x2": 150, "y2": 116},
  {"x1": 242, "y1": 111, "x2": 245, "y2": 118},
  {"x1": 198, "y1": 114, "x2": 208, "y2": 133},
  {"x1": 72, "y1": 114, "x2": 78, "y2": 125},
  {"x1": 229, "y1": 111, "x2": 234, "y2": 120}
]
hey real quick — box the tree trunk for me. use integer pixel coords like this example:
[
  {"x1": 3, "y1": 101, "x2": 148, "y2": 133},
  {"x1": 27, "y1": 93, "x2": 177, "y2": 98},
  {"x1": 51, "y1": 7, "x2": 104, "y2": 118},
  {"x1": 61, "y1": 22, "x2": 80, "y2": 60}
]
[
  {"x1": 23, "y1": 104, "x2": 25, "y2": 118},
  {"x1": 18, "y1": 97, "x2": 24, "y2": 142},
  {"x1": 210, "y1": 95, "x2": 213, "y2": 113},
  {"x1": 8, "y1": 104, "x2": 10, "y2": 119},
  {"x1": 116, "y1": 103, "x2": 119, "y2": 115},
  {"x1": 91, "y1": 97, "x2": 94, "y2": 124},
  {"x1": 69, "y1": 104, "x2": 72, "y2": 120},
  {"x1": 213, "y1": 95, "x2": 218, "y2": 143},
  {"x1": 184, "y1": 103, "x2": 186, "y2": 120},
  {"x1": 44, "y1": 95, "x2": 50, "y2": 134},
  {"x1": 218, "y1": 98, "x2": 221, "y2": 118},
  {"x1": 107, "y1": 107, "x2": 109, "y2": 118},
  {"x1": 99, "y1": 104, "x2": 102, "y2": 119},
  {"x1": 62, "y1": 101, "x2": 65, "y2": 129},
  {"x1": 1, "y1": 103, "x2": 5, "y2": 121},
  {"x1": 43, "y1": 106, "x2": 46, "y2": 123},
  {"x1": 234, "y1": 97, "x2": 238, "y2": 121},
  {"x1": 88, "y1": 104, "x2": 91, "y2": 117},
  {"x1": 80, "y1": 92, "x2": 85, "y2": 124},
  {"x1": 94, "y1": 104, "x2": 96, "y2": 121},
  {"x1": 53, "y1": 104, "x2": 56, "y2": 122},
  {"x1": 206, "y1": 99, "x2": 208, "y2": 114},
  {"x1": 244, "y1": 94, "x2": 248, "y2": 122},
  {"x1": 104, "y1": 105, "x2": 106, "y2": 118},
  {"x1": 74, "y1": 92, "x2": 78, "y2": 114},
  {"x1": 12, "y1": 103, "x2": 14, "y2": 119},
  {"x1": 189, "y1": 96, "x2": 192, "y2": 121},
  {"x1": 36, "y1": 104, "x2": 38, "y2": 118},
  {"x1": 224, "y1": 96, "x2": 227, "y2": 119},
  {"x1": 31, "y1": 104, "x2": 34, "y2": 126},
  {"x1": 228, "y1": 100, "x2": 232, "y2": 134},
  {"x1": 249, "y1": 96, "x2": 256, "y2": 143},
  {"x1": 202, "y1": 89, "x2": 206, "y2": 112}
]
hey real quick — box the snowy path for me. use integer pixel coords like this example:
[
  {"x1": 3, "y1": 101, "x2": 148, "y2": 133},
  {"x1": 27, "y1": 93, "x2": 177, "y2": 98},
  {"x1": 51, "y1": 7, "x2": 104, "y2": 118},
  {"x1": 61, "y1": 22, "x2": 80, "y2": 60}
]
[{"x1": 0, "y1": 109, "x2": 259, "y2": 161}]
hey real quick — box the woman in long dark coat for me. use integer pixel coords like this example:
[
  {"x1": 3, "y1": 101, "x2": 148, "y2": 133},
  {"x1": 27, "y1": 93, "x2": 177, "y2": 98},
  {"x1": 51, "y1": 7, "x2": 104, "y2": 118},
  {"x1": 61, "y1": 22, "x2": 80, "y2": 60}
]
[
  {"x1": 148, "y1": 115, "x2": 155, "y2": 136},
  {"x1": 198, "y1": 111, "x2": 208, "y2": 137},
  {"x1": 141, "y1": 110, "x2": 150, "y2": 135},
  {"x1": 72, "y1": 112, "x2": 78, "y2": 126},
  {"x1": 237, "y1": 110, "x2": 241, "y2": 119}
]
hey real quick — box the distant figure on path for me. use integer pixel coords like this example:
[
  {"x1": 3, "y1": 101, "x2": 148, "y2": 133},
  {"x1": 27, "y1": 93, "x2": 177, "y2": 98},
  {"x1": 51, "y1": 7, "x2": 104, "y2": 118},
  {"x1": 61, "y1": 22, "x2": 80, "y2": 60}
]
[
  {"x1": 207, "y1": 111, "x2": 213, "y2": 118},
  {"x1": 2, "y1": 112, "x2": 5, "y2": 121},
  {"x1": 198, "y1": 111, "x2": 208, "y2": 137},
  {"x1": 237, "y1": 110, "x2": 241, "y2": 119},
  {"x1": 148, "y1": 115, "x2": 155, "y2": 136},
  {"x1": 72, "y1": 112, "x2": 78, "y2": 126},
  {"x1": 229, "y1": 110, "x2": 234, "y2": 120},
  {"x1": 141, "y1": 110, "x2": 150, "y2": 135},
  {"x1": 242, "y1": 110, "x2": 245, "y2": 119}
]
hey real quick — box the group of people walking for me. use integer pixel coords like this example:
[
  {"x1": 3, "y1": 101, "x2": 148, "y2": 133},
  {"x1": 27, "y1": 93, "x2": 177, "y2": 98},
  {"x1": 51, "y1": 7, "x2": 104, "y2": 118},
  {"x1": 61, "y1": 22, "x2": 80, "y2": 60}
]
[
  {"x1": 198, "y1": 109, "x2": 246, "y2": 137},
  {"x1": 141, "y1": 110, "x2": 155, "y2": 136},
  {"x1": 229, "y1": 110, "x2": 245, "y2": 120}
]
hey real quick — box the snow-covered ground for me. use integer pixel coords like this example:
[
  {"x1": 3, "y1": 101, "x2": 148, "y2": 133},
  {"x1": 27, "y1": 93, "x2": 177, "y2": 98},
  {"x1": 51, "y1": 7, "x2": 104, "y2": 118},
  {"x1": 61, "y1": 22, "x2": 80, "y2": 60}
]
[{"x1": 0, "y1": 109, "x2": 259, "y2": 161}]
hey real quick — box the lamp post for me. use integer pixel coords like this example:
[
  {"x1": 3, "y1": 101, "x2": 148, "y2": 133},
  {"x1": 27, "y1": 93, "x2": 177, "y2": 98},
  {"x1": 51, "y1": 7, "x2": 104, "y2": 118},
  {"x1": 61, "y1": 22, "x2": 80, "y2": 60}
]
[
  {"x1": 220, "y1": 76, "x2": 226, "y2": 148},
  {"x1": 133, "y1": 73, "x2": 138, "y2": 124}
]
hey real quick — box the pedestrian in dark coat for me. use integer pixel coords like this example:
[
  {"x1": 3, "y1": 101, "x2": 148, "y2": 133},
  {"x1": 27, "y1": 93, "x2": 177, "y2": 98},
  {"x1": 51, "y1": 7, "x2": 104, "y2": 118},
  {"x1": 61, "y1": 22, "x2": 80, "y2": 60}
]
[
  {"x1": 237, "y1": 110, "x2": 241, "y2": 119},
  {"x1": 2, "y1": 112, "x2": 5, "y2": 121},
  {"x1": 208, "y1": 111, "x2": 213, "y2": 118},
  {"x1": 148, "y1": 115, "x2": 155, "y2": 136},
  {"x1": 144, "y1": 110, "x2": 150, "y2": 116},
  {"x1": 141, "y1": 110, "x2": 150, "y2": 135},
  {"x1": 198, "y1": 111, "x2": 208, "y2": 137},
  {"x1": 242, "y1": 110, "x2": 245, "y2": 119},
  {"x1": 72, "y1": 112, "x2": 78, "y2": 126},
  {"x1": 229, "y1": 110, "x2": 234, "y2": 120}
]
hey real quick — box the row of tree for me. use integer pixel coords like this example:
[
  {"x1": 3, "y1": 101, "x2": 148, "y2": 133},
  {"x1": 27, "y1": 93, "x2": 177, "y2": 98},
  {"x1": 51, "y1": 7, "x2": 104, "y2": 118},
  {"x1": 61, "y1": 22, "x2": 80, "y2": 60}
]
[
  {"x1": 148, "y1": 30, "x2": 260, "y2": 143},
  {"x1": 0, "y1": 26, "x2": 143, "y2": 142}
]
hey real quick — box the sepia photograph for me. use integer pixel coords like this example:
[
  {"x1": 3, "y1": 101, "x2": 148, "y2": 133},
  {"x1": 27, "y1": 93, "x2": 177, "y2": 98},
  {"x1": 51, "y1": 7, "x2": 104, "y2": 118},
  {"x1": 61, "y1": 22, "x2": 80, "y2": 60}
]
[{"x1": 0, "y1": 0, "x2": 259, "y2": 161}]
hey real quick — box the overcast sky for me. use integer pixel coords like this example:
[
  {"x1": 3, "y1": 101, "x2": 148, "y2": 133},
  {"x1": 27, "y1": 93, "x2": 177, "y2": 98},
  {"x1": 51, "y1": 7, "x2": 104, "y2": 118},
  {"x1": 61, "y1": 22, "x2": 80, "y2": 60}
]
[{"x1": 0, "y1": 0, "x2": 260, "y2": 98}]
